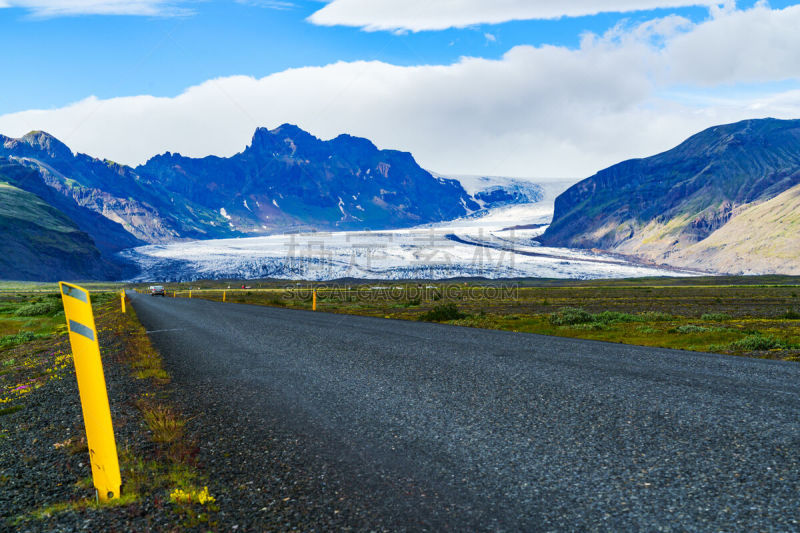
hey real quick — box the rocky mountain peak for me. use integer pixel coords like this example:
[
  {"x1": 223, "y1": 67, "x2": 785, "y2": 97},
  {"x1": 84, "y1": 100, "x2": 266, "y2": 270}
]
[
  {"x1": 252, "y1": 124, "x2": 319, "y2": 148},
  {"x1": 330, "y1": 133, "x2": 378, "y2": 155},
  {"x1": 19, "y1": 130, "x2": 74, "y2": 160}
]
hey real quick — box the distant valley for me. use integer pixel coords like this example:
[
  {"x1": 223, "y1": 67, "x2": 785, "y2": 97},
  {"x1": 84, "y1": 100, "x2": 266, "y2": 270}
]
[
  {"x1": 2, "y1": 118, "x2": 799, "y2": 281},
  {"x1": 0, "y1": 126, "x2": 543, "y2": 280}
]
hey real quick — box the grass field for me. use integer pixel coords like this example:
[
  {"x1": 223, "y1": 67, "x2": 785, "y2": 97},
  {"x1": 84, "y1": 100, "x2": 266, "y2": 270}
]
[
  {"x1": 140, "y1": 276, "x2": 800, "y2": 362},
  {"x1": 0, "y1": 281, "x2": 123, "y2": 292}
]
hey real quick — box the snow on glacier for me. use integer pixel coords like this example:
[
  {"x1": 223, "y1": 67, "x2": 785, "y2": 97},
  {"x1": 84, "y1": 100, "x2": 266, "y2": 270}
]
[{"x1": 122, "y1": 178, "x2": 698, "y2": 282}]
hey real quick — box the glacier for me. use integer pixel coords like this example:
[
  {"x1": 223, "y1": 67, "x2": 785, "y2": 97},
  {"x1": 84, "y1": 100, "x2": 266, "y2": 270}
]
[{"x1": 121, "y1": 179, "x2": 700, "y2": 282}]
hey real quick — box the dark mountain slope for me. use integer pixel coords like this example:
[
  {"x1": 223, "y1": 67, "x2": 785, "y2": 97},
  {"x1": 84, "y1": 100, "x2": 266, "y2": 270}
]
[
  {"x1": 136, "y1": 124, "x2": 478, "y2": 232},
  {"x1": 2, "y1": 127, "x2": 482, "y2": 243},
  {"x1": 1, "y1": 132, "x2": 241, "y2": 243}
]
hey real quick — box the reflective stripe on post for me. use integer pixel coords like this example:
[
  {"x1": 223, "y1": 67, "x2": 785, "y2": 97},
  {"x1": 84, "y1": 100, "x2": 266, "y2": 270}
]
[{"x1": 59, "y1": 282, "x2": 121, "y2": 502}]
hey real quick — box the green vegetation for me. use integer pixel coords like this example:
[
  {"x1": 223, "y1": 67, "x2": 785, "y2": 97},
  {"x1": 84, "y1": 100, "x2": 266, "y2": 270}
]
[
  {"x1": 548, "y1": 308, "x2": 672, "y2": 327},
  {"x1": 725, "y1": 334, "x2": 795, "y2": 351},
  {"x1": 780, "y1": 309, "x2": 800, "y2": 319},
  {"x1": 13, "y1": 295, "x2": 63, "y2": 317},
  {"x1": 0, "y1": 293, "x2": 67, "y2": 351},
  {"x1": 0, "y1": 404, "x2": 23, "y2": 416},
  {"x1": 674, "y1": 325, "x2": 716, "y2": 334},
  {"x1": 0, "y1": 331, "x2": 51, "y2": 350},
  {"x1": 419, "y1": 303, "x2": 467, "y2": 322},
  {"x1": 98, "y1": 297, "x2": 217, "y2": 526},
  {"x1": 139, "y1": 402, "x2": 186, "y2": 443},
  {"x1": 701, "y1": 313, "x2": 731, "y2": 321},
  {"x1": 0, "y1": 181, "x2": 104, "y2": 281}
]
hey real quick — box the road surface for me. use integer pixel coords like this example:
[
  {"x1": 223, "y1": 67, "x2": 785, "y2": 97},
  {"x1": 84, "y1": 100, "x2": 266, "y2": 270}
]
[{"x1": 130, "y1": 292, "x2": 800, "y2": 531}]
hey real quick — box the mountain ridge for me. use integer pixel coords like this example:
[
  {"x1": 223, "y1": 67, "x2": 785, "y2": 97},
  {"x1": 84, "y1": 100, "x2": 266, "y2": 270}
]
[
  {"x1": 1, "y1": 125, "x2": 543, "y2": 280},
  {"x1": 135, "y1": 124, "x2": 479, "y2": 233},
  {"x1": 539, "y1": 117, "x2": 800, "y2": 274}
]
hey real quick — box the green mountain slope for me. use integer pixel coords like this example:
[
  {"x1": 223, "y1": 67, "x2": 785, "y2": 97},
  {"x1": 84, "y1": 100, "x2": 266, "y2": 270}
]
[
  {"x1": 0, "y1": 156, "x2": 143, "y2": 255},
  {"x1": 0, "y1": 181, "x2": 118, "y2": 281},
  {"x1": 668, "y1": 183, "x2": 800, "y2": 274},
  {"x1": 539, "y1": 118, "x2": 800, "y2": 273}
]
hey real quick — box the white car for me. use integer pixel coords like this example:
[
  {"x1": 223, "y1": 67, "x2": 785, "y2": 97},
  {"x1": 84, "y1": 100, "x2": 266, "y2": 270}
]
[{"x1": 149, "y1": 285, "x2": 166, "y2": 296}]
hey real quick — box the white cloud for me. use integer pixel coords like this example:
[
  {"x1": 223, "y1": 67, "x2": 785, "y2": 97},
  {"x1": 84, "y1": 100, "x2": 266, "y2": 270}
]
[
  {"x1": 307, "y1": 0, "x2": 721, "y2": 32},
  {"x1": 235, "y1": 0, "x2": 296, "y2": 9},
  {"x1": 1, "y1": 4, "x2": 799, "y2": 178},
  {"x1": 666, "y1": 4, "x2": 800, "y2": 85},
  {"x1": 0, "y1": 0, "x2": 187, "y2": 17}
]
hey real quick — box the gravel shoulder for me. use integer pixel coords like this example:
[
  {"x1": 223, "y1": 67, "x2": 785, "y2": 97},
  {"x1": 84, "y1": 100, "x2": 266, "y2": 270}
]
[{"x1": 1, "y1": 295, "x2": 216, "y2": 532}]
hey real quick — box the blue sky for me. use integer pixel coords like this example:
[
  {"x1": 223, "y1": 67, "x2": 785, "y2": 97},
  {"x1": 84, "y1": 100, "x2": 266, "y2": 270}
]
[
  {"x1": 1, "y1": 1, "x2": 800, "y2": 177},
  {"x1": 0, "y1": 1, "x2": 776, "y2": 114}
]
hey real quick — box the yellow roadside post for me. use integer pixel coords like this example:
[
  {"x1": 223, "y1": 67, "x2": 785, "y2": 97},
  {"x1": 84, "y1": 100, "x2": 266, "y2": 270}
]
[
  {"x1": 223, "y1": 291, "x2": 226, "y2": 302},
  {"x1": 189, "y1": 290, "x2": 192, "y2": 299},
  {"x1": 312, "y1": 289, "x2": 317, "y2": 311},
  {"x1": 58, "y1": 282, "x2": 121, "y2": 502},
  {"x1": 120, "y1": 290, "x2": 126, "y2": 314}
]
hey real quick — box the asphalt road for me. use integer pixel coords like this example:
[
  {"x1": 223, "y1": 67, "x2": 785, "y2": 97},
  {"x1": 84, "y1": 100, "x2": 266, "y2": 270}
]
[{"x1": 130, "y1": 292, "x2": 800, "y2": 531}]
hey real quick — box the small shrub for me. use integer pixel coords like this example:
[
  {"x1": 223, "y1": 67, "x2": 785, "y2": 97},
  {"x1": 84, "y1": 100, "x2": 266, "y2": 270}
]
[
  {"x1": 701, "y1": 313, "x2": 731, "y2": 321},
  {"x1": 550, "y1": 308, "x2": 670, "y2": 327},
  {"x1": 13, "y1": 299, "x2": 62, "y2": 317},
  {"x1": 675, "y1": 325, "x2": 712, "y2": 334},
  {"x1": 571, "y1": 322, "x2": 606, "y2": 331},
  {"x1": 419, "y1": 303, "x2": 466, "y2": 322},
  {"x1": 0, "y1": 331, "x2": 50, "y2": 349},
  {"x1": 780, "y1": 309, "x2": 800, "y2": 320},
  {"x1": 406, "y1": 298, "x2": 421, "y2": 307},
  {"x1": 727, "y1": 334, "x2": 789, "y2": 352},
  {"x1": 637, "y1": 326, "x2": 659, "y2": 335},
  {"x1": 549, "y1": 307, "x2": 593, "y2": 326},
  {"x1": 592, "y1": 311, "x2": 638, "y2": 324}
]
